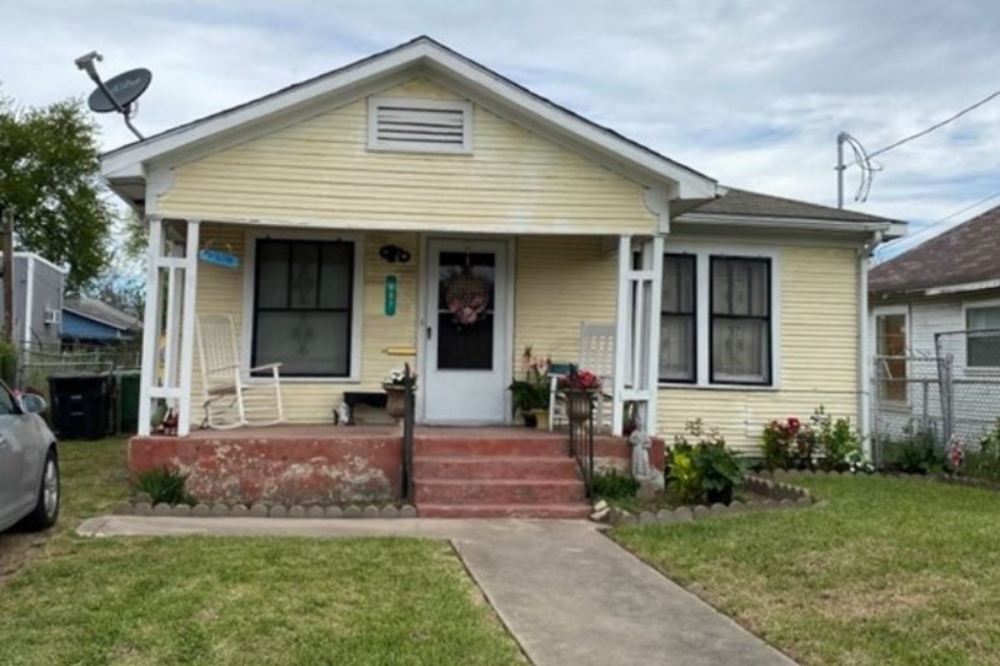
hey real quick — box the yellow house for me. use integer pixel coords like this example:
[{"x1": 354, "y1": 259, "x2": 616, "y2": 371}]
[{"x1": 103, "y1": 36, "x2": 904, "y2": 459}]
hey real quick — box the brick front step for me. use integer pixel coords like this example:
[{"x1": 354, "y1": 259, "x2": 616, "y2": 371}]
[
  {"x1": 415, "y1": 436, "x2": 568, "y2": 458},
  {"x1": 417, "y1": 503, "x2": 592, "y2": 519},
  {"x1": 413, "y1": 455, "x2": 581, "y2": 481},
  {"x1": 415, "y1": 478, "x2": 587, "y2": 505}
]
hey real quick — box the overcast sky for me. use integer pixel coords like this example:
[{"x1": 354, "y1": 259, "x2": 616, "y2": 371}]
[{"x1": 3, "y1": 0, "x2": 999, "y2": 251}]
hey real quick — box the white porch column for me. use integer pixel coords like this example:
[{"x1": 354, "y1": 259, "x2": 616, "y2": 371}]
[
  {"x1": 613, "y1": 235, "x2": 631, "y2": 435},
  {"x1": 137, "y1": 217, "x2": 164, "y2": 436},
  {"x1": 613, "y1": 235, "x2": 665, "y2": 438},
  {"x1": 177, "y1": 220, "x2": 200, "y2": 437}
]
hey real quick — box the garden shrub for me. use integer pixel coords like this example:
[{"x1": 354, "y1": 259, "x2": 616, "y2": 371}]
[
  {"x1": 964, "y1": 421, "x2": 1000, "y2": 482},
  {"x1": 667, "y1": 420, "x2": 745, "y2": 505},
  {"x1": 761, "y1": 417, "x2": 814, "y2": 471},
  {"x1": 880, "y1": 424, "x2": 942, "y2": 474},
  {"x1": 133, "y1": 467, "x2": 195, "y2": 505},
  {"x1": 812, "y1": 407, "x2": 860, "y2": 472},
  {"x1": 761, "y1": 406, "x2": 862, "y2": 472},
  {"x1": 592, "y1": 469, "x2": 640, "y2": 501},
  {"x1": 0, "y1": 340, "x2": 17, "y2": 388}
]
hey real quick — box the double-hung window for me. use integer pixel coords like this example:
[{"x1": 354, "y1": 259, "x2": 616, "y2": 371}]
[
  {"x1": 966, "y1": 304, "x2": 1000, "y2": 369},
  {"x1": 710, "y1": 257, "x2": 771, "y2": 384},
  {"x1": 659, "y1": 254, "x2": 696, "y2": 382},
  {"x1": 252, "y1": 239, "x2": 355, "y2": 377},
  {"x1": 658, "y1": 251, "x2": 775, "y2": 387}
]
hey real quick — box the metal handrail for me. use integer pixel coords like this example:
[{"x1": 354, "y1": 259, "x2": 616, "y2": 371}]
[
  {"x1": 566, "y1": 389, "x2": 595, "y2": 498},
  {"x1": 401, "y1": 363, "x2": 416, "y2": 504}
]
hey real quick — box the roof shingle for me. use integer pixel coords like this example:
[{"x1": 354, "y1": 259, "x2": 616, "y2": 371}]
[{"x1": 869, "y1": 204, "x2": 1000, "y2": 295}]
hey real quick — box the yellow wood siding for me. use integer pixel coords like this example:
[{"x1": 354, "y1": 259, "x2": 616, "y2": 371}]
[
  {"x1": 657, "y1": 246, "x2": 860, "y2": 452},
  {"x1": 191, "y1": 224, "x2": 420, "y2": 422},
  {"x1": 513, "y1": 236, "x2": 616, "y2": 369},
  {"x1": 156, "y1": 78, "x2": 655, "y2": 234}
]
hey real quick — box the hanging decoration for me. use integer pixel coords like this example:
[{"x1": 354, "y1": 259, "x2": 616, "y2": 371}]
[
  {"x1": 444, "y1": 266, "x2": 490, "y2": 326},
  {"x1": 198, "y1": 241, "x2": 240, "y2": 268}
]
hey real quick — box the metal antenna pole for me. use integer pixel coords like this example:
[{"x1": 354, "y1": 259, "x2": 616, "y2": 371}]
[{"x1": 836, "y1": 132, "x2": 847, "y2": 209}]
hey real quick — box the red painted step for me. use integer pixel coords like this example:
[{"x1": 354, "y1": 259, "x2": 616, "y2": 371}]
[
  {"x1": 415, "y1": 436, "x2": 568, "y2": 458},
  {"x1": 417, "y1": 503, "x2": 592, "y2": 519},
  {"x1": 416, "y1": 478, "x2": 587, "y2": 505},
  {"x1": 413, "y1": 455, "x2": 580, "y2": 481}
]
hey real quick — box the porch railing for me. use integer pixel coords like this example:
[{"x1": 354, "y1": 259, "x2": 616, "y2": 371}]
[
  {"x1": 401, "y1": 364, "x2": 416, "y2": 504},
  {"x1": 566, "y1": 390, "x2": 596, "y2": 498}
]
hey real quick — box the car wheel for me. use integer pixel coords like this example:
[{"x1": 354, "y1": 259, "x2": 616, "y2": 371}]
[{"x1": 23, "y1": 448, "x2": 59, "y2": 531}]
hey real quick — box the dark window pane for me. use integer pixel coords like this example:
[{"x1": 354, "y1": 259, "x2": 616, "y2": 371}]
[
  {"x1": 257, "y1": 242, "x2": 289, "y2": 308},
  {"x1": 712, "y1": 318, "x2": 769, "y2": 383},
  {"x1": 319, "y1": 244, "x2": 353, "y2": 309},
  {"x1": 710, "y1": 257, "x2": 771, "y2": 385},
  {"x1": 436, "y1": 251, "x2": 496, "y2": 371},
  {"x1": 255, "y1": 311, "x2": 350, "y2": 376},
  {"x1": 660, "y1": 314, "x2": 694, "y2": 381},
  {"x1": 437, "y1": 313, "x2": 493, "y2": 370},
  {"x1": 289, "y1": 244, "x2": 319, "y2": 309}
]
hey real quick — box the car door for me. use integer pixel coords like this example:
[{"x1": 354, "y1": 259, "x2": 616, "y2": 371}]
[{"x1": 0, "y1": 388, "x2": 30, "y2": 527}]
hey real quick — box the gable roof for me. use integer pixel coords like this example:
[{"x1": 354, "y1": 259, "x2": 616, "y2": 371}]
[
  {"x1": 101, "y1": 36, "x2": 718, "y2": 203},
  {"x1": 64, "y1": 296, "x2": 141, "y2": 331},
  {"x1": 869, "y1": 204, "x2": 1000, "y2": 295}
]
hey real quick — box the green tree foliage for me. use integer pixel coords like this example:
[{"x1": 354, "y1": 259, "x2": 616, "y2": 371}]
[{"x1": 0, "y1": 94, "x2": 114, "y2": 289}]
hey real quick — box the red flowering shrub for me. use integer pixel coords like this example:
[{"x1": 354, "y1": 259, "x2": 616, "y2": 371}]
[
  {"x1": 761, "y1": 416, "x2": 817, "y2": 471},
  {"x1": 558, "y1": 366, "x2": 602, "y2": 391}
]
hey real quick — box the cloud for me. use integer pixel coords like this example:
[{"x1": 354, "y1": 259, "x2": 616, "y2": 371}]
[{"x1": 2, "y1": 0, "x2": 999, "y2": 236}]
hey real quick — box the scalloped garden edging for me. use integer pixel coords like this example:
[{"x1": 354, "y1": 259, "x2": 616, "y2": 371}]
[
  {"x1": 599, "y1": 474, "x2": 820, "y2": 526},
  {"x1": 113, "y1": 493, "x2": 418, "y2": 519}
]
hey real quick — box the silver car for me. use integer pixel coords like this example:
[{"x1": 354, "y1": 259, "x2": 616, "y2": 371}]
[{"x1": 0, "y1": 387, "x2": 59, "y2": 532}]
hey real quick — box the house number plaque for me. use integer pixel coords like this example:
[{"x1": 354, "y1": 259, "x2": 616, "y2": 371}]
[{"x1": 384, "y1": 275, "x2": 397, "y2": 316}]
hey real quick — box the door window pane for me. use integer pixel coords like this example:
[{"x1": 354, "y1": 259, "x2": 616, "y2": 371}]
[
  {"x1": 437, "y1": 252, "x2": 495, "y2": 370},
  {"x1": 876, "y1": 314, "x2": 907, "y2": 401}
]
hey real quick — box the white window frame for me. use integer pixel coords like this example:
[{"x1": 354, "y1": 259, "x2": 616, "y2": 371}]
[
  {"x1": 242, "y1": 228, "x2": 365, "y2": 383},
  {"x1": 367, "y1": 96, "x2": 473, "y2": 154},
  {"x1": 872, "y1": 305, "x2": 910, "y2": 407},
  {"x1": 658, "y1": 243, "x2": 781, "y2": 390},
  {"x1": 962, "y1": 299, "x2": 1000, "y2": 373}
]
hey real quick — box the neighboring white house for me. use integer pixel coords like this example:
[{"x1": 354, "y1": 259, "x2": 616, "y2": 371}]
[
  {"x1": 869, "y1": 204, "x2": 1000, "y2": 445},
  {"x1": 0, "y1": 252, "x2": 68, "y2": 350}
]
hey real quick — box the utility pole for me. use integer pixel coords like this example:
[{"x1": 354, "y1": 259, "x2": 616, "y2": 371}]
[
  {"x1": 0, "y1": 206, "x2": 13, "y2": 344},
  {"x1": 836, "y1": 132, "x2": 847, "y2": 209}
]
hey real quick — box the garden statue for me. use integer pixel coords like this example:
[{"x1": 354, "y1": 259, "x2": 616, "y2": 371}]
[{"x1": 629, "y1": 418, "x2": 665, "y2": 489}]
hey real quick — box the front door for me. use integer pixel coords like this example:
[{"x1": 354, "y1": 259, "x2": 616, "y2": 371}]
[{"x1": 424, "y1": 239, "x2": 508, "y2": 424}]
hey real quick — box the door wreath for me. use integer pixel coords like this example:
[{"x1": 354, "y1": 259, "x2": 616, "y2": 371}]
[{"x1": 444, "y1": 267, "x2": 490, "y2": 325}]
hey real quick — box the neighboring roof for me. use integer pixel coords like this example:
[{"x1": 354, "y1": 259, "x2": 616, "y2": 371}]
[
  {"x1": 686, "y1": 187, "x2": 901, "y2": 224},
  {"x1": 101, "y1": 36, "x2": 718, "y2": 202},
  {"x1": 870, "y1": 204, "x2": 1000, "y2": 295},
  {"x1": 63, "y1": 296, "x2": 140, "y2": 331}
]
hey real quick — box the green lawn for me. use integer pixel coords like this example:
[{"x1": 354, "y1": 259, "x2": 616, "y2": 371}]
[
  {"x1": 0, "y1": 440, "x2": 524, "y2": 666},
  {"x1": 615, "y1": 474, "x2": 1000, "y2": 666}
]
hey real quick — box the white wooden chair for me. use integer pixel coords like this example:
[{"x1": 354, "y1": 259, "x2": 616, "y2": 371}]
[
  {"x1": 549, "y1": 322, "x2": 615, "y2": 432},
  {"x1": 196, "y1": 314, "x2": 284, "y2": 429}
]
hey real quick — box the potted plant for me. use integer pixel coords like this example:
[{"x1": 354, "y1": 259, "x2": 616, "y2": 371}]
[
  {"x1": 558, "y1": 366, "x2": 602, "y2": 424},
  {"x1": 508, "y1": 348, "x2": 551, "y2": 429},
  {"x1": 383, "y1": 368, "x2": 416, "y2": 420}
]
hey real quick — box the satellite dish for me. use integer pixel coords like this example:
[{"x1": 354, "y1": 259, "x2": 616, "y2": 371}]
[{"x1": 87, "y1": 68, "x2": 152, "y2": 113}]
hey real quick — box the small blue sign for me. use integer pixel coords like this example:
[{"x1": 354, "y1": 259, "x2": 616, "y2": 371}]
[{"x1": 198, "y1": 248, "x2": 240, "y2": 268}]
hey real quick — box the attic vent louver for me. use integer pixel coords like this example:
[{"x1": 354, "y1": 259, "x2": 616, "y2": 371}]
[{"x1": 368, "y1": 97, "x2": 472, "y2": 154}]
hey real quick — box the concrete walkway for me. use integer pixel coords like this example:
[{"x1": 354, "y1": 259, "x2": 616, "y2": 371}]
[{"x1": 78, "y1": 516, "x2": 797, "y2": 666}]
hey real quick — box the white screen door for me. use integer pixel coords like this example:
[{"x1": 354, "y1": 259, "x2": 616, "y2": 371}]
[{"x1": 424, "y1": 239, "x2": 508, "y2": 423}]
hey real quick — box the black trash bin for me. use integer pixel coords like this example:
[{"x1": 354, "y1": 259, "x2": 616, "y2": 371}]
[{"x1": 48, "y1": 374, "x2": 113, "y2": 440}]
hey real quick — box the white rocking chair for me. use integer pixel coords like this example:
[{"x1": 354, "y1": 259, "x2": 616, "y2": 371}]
[
  {"x1": 549, "y1": 322, "x2": 615, "y2": 432},
  {"x1": 196, "y1": 314, "x2": 284, "y2": 429}
]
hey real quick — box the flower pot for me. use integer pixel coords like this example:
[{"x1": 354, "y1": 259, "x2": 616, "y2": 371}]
[
  {"x1": 566, "y1": 390, "x2": 595, "y2": 424},
  {"x1": 532, "y1": 409, "x2": 550, "y2": 430},
  {"x1": 522, "y1": 411, "x2": 538, "y2": 428},
  {"x1": 383, "y1": 385, "x2": 413, "y2": 420}
]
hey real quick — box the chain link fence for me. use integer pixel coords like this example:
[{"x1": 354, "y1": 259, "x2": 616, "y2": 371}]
[
  {"x1": 935, "y1": 329, "x2": 1000, "y2": 446},
  {"x1": 871, "y1": 329, "x2": 1000, "y2": 466}
]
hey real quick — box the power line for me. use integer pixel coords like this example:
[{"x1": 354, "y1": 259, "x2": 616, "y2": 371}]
[
  {"x1": 868, "y1": 88, "x2": 1000, "y2": 159},
  {"x1": 880, "y1": 187, "x2": 1000, "y2": 255}
]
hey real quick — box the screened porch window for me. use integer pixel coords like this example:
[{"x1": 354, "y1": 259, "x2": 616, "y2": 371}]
[
  {"x1": 252, "y1": 239, "x2": 354, "y2": 377},
  {"x1": 659, "y1": 254, "x2": 696, "y2": 382},
  {"x1": 710, "y1": 257, "x2": 771, "y2": 385},
  {"x1": 966, "y1": 305, "x2": 1000, "y2": 369}
]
